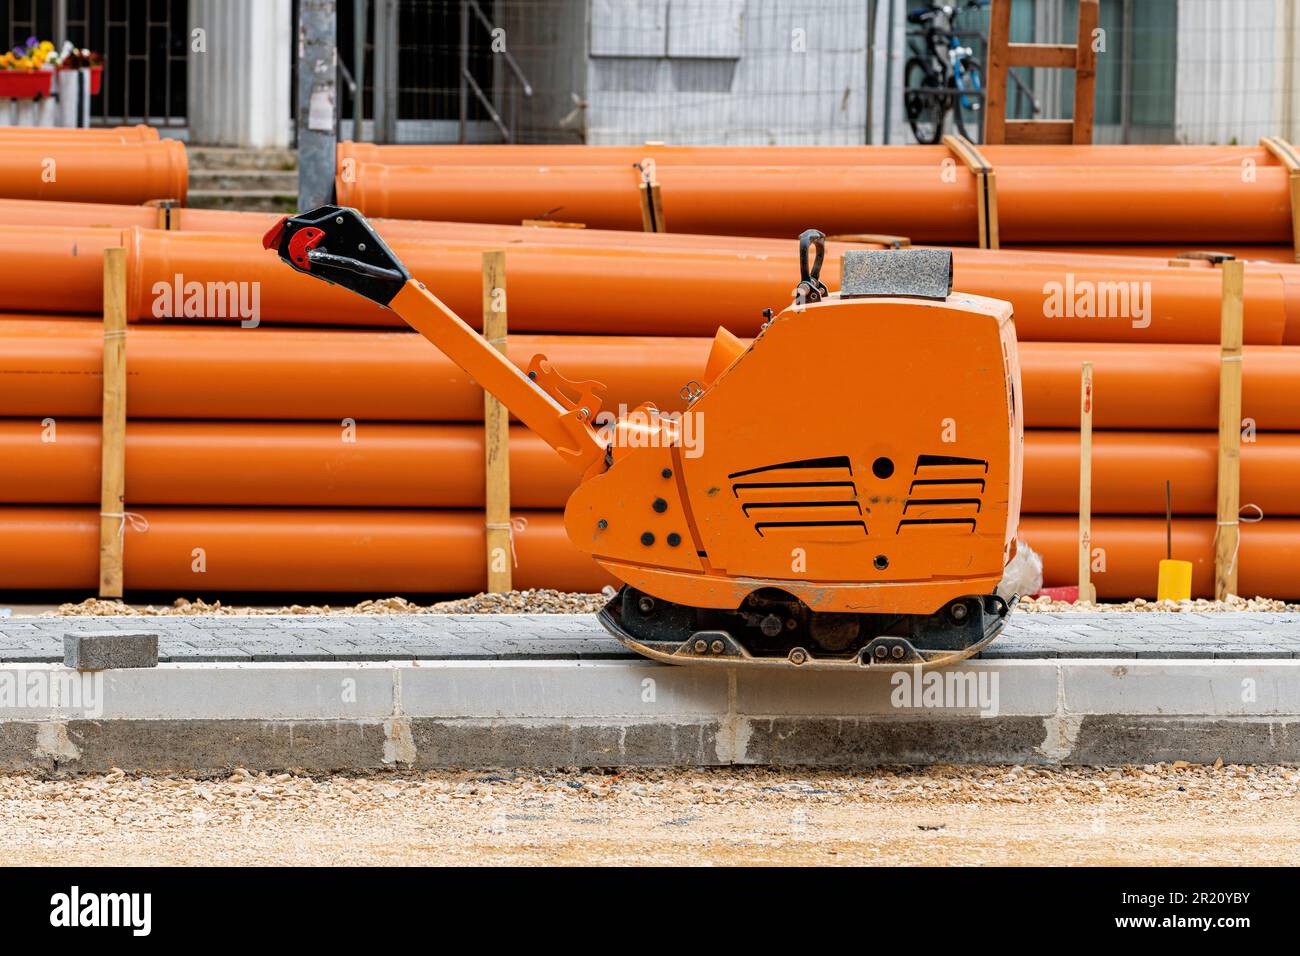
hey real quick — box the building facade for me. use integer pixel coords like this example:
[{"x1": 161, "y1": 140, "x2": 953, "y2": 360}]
[{"x1": 3, "y1": 0, "x2": 1298, "y2": 148}]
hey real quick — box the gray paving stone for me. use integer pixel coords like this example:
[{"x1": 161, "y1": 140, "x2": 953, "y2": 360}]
[
  {"x1": 0, "y1": 612, "x2": 1294, "y2": 663},
  {"x1": 64, "y1": 631, "x2": 159, "y2": 670}
]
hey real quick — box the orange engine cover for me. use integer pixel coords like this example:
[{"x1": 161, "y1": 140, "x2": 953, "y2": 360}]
[{"x1": 564, "y1": 291, "x2": 1023, "y2": 615}]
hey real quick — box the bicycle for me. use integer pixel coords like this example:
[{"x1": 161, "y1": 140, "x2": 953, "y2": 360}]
[{"x1": 904, "y1": 0, "x2": 988, "y2": 144}]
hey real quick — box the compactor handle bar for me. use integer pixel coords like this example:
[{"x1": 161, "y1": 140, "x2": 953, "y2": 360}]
[{"x1": 263, "y1": 205, "x2": 608, "y2": 474}]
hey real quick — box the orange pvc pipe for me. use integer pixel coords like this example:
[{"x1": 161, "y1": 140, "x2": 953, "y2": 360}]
[
  {"x1": 339, "y1": 161, "x2": 1294, "y2": 244},
  {"x1": 0, "y1": 140, "x2": 187, "y2": 204},
  {"x1": 1022, "y1": 431, "x2": 1300, "y2": 515},
  {"x1": 5, "y1": 317, "x2": 1300, "y2": 430},
  {"x1": 37, "y1": 197, "x2": 1279, "y2": 266},
  {"x1": 338, "y1": 141, "x2": 1280, "y2": 169},
  {"x1": 0, "y1": 317, "x2": 706, "y2": 421},
  {"x1": 0, "y1": 124, "x2": 160, "y2": 143},
  {"x1": 2, "y1": 226, "x2": 128, "y2": 314},
  {"x1": 0, "y1": 198, "x2": 161, "y2": 229},
  {"x1": 1017, "y1": 244, "x2": 1300, "y2": 264},
  {"x1": 0, "y1": 507, "x2": 613, "y2": 593},
  {"x1": 9, "y1": 421, "x2": 1300, "y2": 519},
  {"x1": 84, "y1": 227, "x2": 1288, "y2": 343},
  {"x1": 1020, "y1": 515, "x2": 1300, "y2": 600},
  {"x1": 0, "y1": 198, "x2": 833, "y2": 253},
  {"x1": 0, "y1": 421, "x2": 574, "y2": 508},
  {"x1": 1017, "y1": 342, "x2": 1300, "y2": 430},
  {"x1": 7, "y1": 190, "x2": 1297, "y2": 268},
  {"x1": 2, "y1": 507, "x2": 1297, "y2": 598}
]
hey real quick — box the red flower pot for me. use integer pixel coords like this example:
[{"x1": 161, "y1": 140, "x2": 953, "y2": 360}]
[{"x1": 0, "y1": 70, "x2": 53, "y2": 99}]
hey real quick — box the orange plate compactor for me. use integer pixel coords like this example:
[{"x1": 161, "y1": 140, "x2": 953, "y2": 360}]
[{"x1": 265, "y1": 207, "x2": 1023, "y2": 669}]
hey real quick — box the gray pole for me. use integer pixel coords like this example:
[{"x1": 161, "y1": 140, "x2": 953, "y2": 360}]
[
  {"x1": 369, "y1": 0, "x2": 399, "y2": 143},
  {"x1": 458, "y1": 0, "x2": 469, "y2": 144},
  {"x1": 353, "y1": 0, "x2": 367, "y2": 140},
  {"x1": 297, "y1": 0, "x2": 338, "y2": 210},
  {"x1": 53, "y1": 0, "x2": 68, "y2": 45},
  {"x1": 865, "y1": 0, "x2": 877, "y2": 144},
  {"x1": 882, "y1": 0, "x2": 896, "y2": 144}
]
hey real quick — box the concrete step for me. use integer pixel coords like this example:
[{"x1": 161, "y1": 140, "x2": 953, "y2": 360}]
[
  {"x1": 189, "y1": 168, "x2": 298, "y2": 192},
  {"x1": 187, "y1": 189, "x2": 297, "y2": 213},
  {"x1": 188, "y1": 146, "x2": 297, "y2": 171},
  {"x1": 4, "y1": 655, "x2": 1300, "y2": 770}
]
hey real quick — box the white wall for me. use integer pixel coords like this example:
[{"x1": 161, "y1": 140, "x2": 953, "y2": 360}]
[
  {"x1": 187, "y1": 0, "x2": 293, "y2": 147},
  {"x1": 586, "y1": 0, "x2": 872, "y2": 145},
  {"x1": 1175, "y1": 0, "x2": 1281, "y2": 144}
]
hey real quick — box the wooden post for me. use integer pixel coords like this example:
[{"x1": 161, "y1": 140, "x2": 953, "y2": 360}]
[
  {"x1": 1071, "y1": 0, "x2": 1099, "y2": 145},
  {"x1": 824, "y1": 233, "x2": 912, "y2": 248},
  {"x1": 1215, "y1": 260, "x2": 1245, "y2": 599},
  {"x1": 943, "y1": 134, "x2": 999, "y2": 249},
  {"x1": 482, "y1": 251, "x2": 513, "y2": 593},
  {"x1": 984, "y1": 0, "x2": 1097, "y2": 145},
  {"x1": 639, "y1": 181, "x2": 666, "y2": 233},
  {"x1": 1078, "y1": 361, "x2": 1095, "y2": 604},
  {"x1": 983, "y1": 0, "x2": 1012, "y2": 146},
  {"x1": 1259, "y1": 137, "x2": 1300, "y2": 263},
  {"x1": 98, "y1": 247, "x2": 128, "y2": 598},
  {"x1": 145, "y1": 198, "x2": 175, "y2": 230}
]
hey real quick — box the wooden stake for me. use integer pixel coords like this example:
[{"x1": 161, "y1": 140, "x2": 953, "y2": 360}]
[
  {"x1": 1215, "y1": 260, "x2": 1245, "y2": 599},
  {"x1": 1259, "y1": 137, "x2": 1300, "y2": 263},
  {"x1": 943, "y1": 134, "x2": 999, "y2": 249},
  {"x1": 1078, "y1": 361, "x2": 1095, "y2": 604},
  {"x1": 639, "y1": 181, "x2": 666, "y2": 233},
  {"x1": 98, "y1": 247, "x2": 128, "y2": 598},
  {"x1": 145, "y1": 198, "x2": 175, "y2": 230},
  {"x1": 824, "y1": 232, "x2": 912, "y2": 248},
  {"x1": 482, "y1": 251, "x2": 513, "y2": 593}
]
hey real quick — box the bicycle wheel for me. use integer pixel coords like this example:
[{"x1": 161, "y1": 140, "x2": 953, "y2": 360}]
[
  {"x1": 950, "y1": 58, "x2": 985, "y2": 144},
  {"x1": 905, "y1": 56, "x2": 945, "y2": 145}
]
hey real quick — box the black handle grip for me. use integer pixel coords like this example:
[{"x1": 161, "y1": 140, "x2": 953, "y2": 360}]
[{"x1": 263, "y1": 205, "x2": 412, "y2": 307}]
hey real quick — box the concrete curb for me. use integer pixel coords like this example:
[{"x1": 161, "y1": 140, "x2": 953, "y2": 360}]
[{"x1": 2, "y1": 658, "x2": 1299, "y2": 771}]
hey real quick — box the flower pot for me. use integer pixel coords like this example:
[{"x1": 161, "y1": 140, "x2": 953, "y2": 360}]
[{"x1": 0, "y1": 70, "x2": 53, "y2": 99}]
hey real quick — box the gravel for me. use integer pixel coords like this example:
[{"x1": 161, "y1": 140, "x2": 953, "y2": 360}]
[
  {"x1": 4, "y1": 764, "x2": 1298, "y2": 865},
  {"x1": 46, "y1": 589, "x2": 615, "y2": 617},
  {"x1": 44, "y1": 590, "x2": 1299, "y2": 618},
  {"x1": 1017, "y1": 594, "x2": 1300, "y2": 613}
]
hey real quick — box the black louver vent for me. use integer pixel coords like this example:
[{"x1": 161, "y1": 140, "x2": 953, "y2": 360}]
[
  {"x1": 897, "y1": 455, "x2": 988, "y2": 533},
  {"x1": 729, "y1": 456, "x2": 866, "y2": 538}
]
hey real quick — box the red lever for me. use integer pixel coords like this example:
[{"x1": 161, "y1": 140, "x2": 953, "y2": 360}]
[
  {"x1": 287, "y1": 227, "x2": 326, "y2": 270},
  {"x1": 261, "y1": 215, "x2": 290, "y2": 251}
]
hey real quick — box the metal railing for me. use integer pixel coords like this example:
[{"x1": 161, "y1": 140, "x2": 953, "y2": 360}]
[{"x1": 458, "y1": 0, "x2": 532, "y2": 142}]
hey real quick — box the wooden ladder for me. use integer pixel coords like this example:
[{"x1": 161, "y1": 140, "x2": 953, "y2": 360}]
[{"x1": 983, "y1": 0, "x2": 1098, "y2": 145}]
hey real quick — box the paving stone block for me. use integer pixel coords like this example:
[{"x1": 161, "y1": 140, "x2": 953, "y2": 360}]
[{"x1": 63, "y1": 631, "x2": 159, "y2": 670}]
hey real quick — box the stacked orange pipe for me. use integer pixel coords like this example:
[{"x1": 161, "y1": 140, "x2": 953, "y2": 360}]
[
  {"x1": 0, "y1": 140, "x2": 187, "y2": 205},
  {"x1": 3, "y1": 422, "x2": 1299, "y2": 518},
  {"x1": 0, "y1": 503, "x2": 1292, "y2": 598},
  {"x1": 4, "y1": 317, "x2": 1300, "y2": 429},
  {"x1": 337, "y1": 142, "x2": 1284, "y2": 169},
  {"x1": 3, "y1": 225, "x2": 1295, "y2": 343},
  {"x1": 0, "y1": 124, "x2": 160, "y2": 144},
  {"x1": 1022, "y1": 516, "x2": 1297, "y2": 600},
  {"x1": 0, "y1": 421, "x2": 575, "y2": 508},
  {"x1": 4, "y1": 164, "x2": 1300, "y2": 600},
  {"x1": 5, "y1": 195, "x2": 1292, "y2": 264},
  {"x1": 334, "y1": 142, "x2": 1294, "y2": 244},
  {"x1": 0, "y1": 507, "x2": 612, "y2": 593}
]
